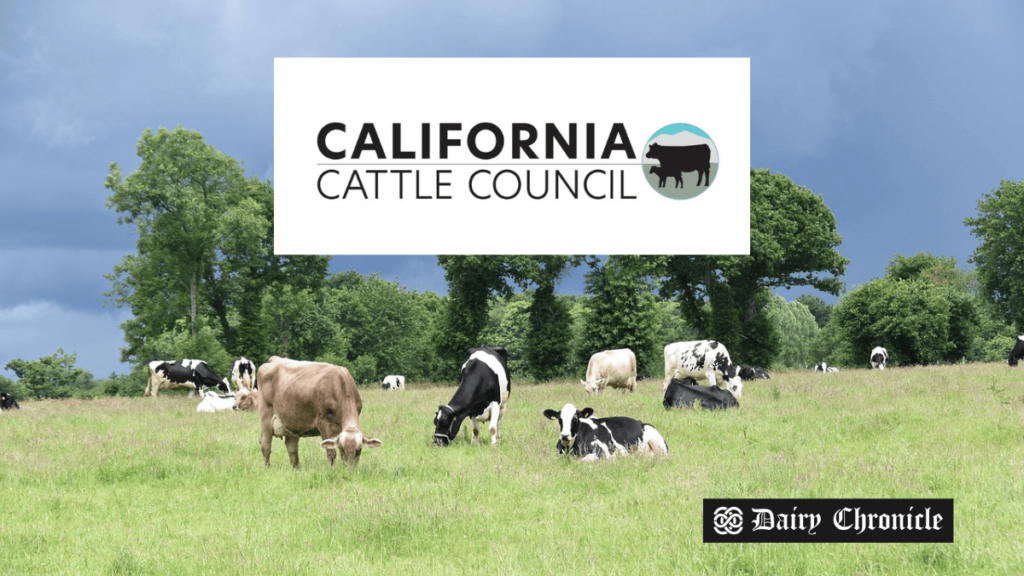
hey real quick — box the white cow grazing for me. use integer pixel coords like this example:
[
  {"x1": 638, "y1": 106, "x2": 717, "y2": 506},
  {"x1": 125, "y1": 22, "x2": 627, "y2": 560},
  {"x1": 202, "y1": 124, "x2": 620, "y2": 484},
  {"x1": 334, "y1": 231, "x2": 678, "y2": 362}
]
[
  {"x1": 581, "y1": 349, "x2": 637, "y2": 395},
  {"x1": 814, "y1": 362, "x2": 839, "y2": 373},
  {"x1": 662, "y1": 340, "x2": 743, "y2": 398},
  {"x1": 382, "y1": 375, "x2": 405, "y2": 391},
  {"x1": 197, "y1": 391, "x2": 239, "y2": 413},
  {"x1": 870, "y1": 347, "x2": 888, "y2": 370}
]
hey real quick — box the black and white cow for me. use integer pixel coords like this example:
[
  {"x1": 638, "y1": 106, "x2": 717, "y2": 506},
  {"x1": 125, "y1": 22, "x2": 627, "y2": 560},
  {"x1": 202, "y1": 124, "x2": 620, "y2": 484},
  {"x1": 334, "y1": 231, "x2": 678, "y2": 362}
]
[
  {"x1": 870, "y1": 347, "x2": 888, "y2": 370},
  {"x1": 1008, "y1": 336, "x2": 1024, "y2": 367},
  {"x1": 738, "y1": 365, "x2": 770, "y2": 380},
  {"x1": 0, "y1": 392, "x2": 20, "y2": 410},
  {"x1": 542, "y1": 404, "x2": 668, "y2": 461},
  {"x1": 231, "y1": 357, "x2": 257, "y2": 391},
  {"x1": 145, "y1": 359, "x2": 231, "y2": 397},
  {"x1": 814, "y1": 362, "x2": 839, "y2": 373},
  {"x1": 663, "y1": 377, "x2": 739, "y2": 410},
  {"x1": 382, "y1": 375, "x2": 405, "y2": 391},
  {"x1": 663, "y1": 340, "x2": 743, "y2": 398},
  {"x1": 432, "y1": 346, "x2": 511, "y2": 446}
]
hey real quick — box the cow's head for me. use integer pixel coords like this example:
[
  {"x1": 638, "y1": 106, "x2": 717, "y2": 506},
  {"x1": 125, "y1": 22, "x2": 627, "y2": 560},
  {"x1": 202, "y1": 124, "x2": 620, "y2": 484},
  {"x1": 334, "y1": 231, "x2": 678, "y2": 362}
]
[
  {"x1": 235, "y1": 389, "x2": 259, "y2": 411},
  {"x1": 320, "y1": 430, "x2": 382, "y2": 466},
  {"x1": 543, "y1": 404, "x2": 594, "y2": 449},
  {"x1": 580, "y1": 378, "x2": 603, "y2": 395},
  {"x1": 432, "y1": 405, "x2": 463, "y2": 446},
  {"x1": 645, "y1": 143, "x2": 663, "y2": 160},
  {"x1": 722, "y1": 364, "x2": 743, "y2": 398}
]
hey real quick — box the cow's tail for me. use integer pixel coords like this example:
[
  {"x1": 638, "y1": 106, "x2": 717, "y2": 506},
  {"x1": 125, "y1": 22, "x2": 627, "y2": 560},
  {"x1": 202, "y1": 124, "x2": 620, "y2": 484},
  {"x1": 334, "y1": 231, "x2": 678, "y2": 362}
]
[{"x1": 641, "y1": 424, "x2": 668, "y2": 455}]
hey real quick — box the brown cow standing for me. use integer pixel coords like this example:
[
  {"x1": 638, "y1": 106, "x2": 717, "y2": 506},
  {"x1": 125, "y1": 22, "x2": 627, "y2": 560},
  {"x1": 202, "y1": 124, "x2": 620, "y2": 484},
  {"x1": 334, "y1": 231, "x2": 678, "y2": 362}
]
[{"x1": 257, "y1": 356, "x2": 382, "y2": 468}]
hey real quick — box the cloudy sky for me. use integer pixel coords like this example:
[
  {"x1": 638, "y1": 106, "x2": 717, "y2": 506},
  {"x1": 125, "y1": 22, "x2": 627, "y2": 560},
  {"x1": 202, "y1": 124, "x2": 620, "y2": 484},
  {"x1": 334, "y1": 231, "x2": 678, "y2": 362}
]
[{"x1": 2, "y1": 1, "x2": 1022, "y2": 378}]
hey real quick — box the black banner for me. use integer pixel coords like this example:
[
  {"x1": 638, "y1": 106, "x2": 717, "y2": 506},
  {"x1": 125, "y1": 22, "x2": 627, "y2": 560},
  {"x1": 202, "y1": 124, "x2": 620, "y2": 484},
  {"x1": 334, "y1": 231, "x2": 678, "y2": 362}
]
[{"x1": 703, "y1": 499, "x2": 954, "y2": 543}]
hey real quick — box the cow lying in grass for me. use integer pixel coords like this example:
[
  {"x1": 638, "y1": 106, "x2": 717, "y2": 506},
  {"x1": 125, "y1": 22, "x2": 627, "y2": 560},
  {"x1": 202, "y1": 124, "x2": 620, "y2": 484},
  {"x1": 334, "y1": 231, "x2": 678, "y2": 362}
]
[
  {"x1": 663, "y1": 377, "x2": 739, "y2": 410},
  {"x1": 542, "y1": 404, "x2": 667, "y2": 461},
  {"x1": 197, "y1": 391, "x2": 239, "y2": 413}
]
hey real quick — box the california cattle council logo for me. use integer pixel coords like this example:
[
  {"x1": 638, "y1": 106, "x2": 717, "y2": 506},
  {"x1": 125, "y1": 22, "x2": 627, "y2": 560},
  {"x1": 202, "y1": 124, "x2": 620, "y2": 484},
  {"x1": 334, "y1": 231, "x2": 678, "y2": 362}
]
[
  {"x1": 713, "y1": 506, "x2": 744, "y2": 535},
  {"x1": 642, "y1": 123, "x2": 719, "y2": 200}
]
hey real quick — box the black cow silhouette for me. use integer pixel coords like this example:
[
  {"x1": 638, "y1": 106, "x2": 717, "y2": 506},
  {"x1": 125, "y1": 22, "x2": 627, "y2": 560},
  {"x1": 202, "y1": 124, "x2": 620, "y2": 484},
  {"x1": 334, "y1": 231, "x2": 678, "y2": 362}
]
[
  {"x1": 645, "y1": 143, "x2": 711, "y2": 186},
  {"x1": 649, "y1": 165, "x2": 683, "y2": 188}
]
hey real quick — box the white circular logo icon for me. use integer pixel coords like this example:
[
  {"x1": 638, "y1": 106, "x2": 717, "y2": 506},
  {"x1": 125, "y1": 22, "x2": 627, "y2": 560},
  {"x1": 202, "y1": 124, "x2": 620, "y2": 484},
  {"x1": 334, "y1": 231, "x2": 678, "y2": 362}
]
[{"x1": 713, "y1": 506, "x2": 744, "y2": 535}]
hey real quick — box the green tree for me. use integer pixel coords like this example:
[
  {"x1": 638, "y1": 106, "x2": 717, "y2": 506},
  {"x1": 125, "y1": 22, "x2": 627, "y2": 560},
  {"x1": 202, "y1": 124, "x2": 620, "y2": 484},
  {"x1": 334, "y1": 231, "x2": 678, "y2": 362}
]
[
  {"x1": 796, "y1": 294, "x2": 833, "y2": 329},
  {"x1": 0, "y1": 374, "x2": 29, "y2": 402},
  {"x1": 141, "y1": 319, "x2": 234, "y2": 377},
  {"x1": 767, "y1": 296, "x2": 819, "y2": 368},
  {"x1": 518, "y1": 256, "x2": 582, "y2": 382},
  {"x1": 479, "y1": 298, "x2": 531, "y2": 377},
  {"x1": 327, "y1": 273, "x2": 435, "y2": 380},
  {"x1": 964, "y1": 180, "x2": 1024, "y2": 331},
  {"x1": 105, "y1": 126, "x2": 329, "y2": 366},
  {"x1": 434, "y1": 257, "x2": 525, "y2": 379},
  {"x1": 577, "y1": 256, "x2": 661, "y2": 376},
  {"x1": 884, "y1": 252, "x2": 980, "y2": 361},
  {"x1": 5, "y1": 349, "x2": 93, "y2": 399},
  {"x1": 832, "y1": 279, "x2": 952, "y2": 365},
  {"x1": 659, "y1": 168, "x2": 848, "y2": 366}
]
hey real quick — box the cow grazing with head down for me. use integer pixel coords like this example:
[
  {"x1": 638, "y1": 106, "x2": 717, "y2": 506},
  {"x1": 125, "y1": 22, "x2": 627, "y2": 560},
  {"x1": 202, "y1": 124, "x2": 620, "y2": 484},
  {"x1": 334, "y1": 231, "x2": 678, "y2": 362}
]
[
  {"x1": 0, "y1": 392, "x2": 20, "y2": 410},
  {"x1": 581, "y1": 348, "x2": 637, "y2": 395},
  {"x1": 257, "y1": 356, "x2": 382, "y2": 468},
  {"x1": 1008, "y1": 337, "x2": 1024, "y2": 366},
  {"x1": 645, "y1": 143, "x2": 712, "y2": 187},
  {"x1": 738, "y1": 365, "x2": 770, "y2": 380},
  {"x1": 382, "y1": 375, "x2": 405, "y2": 391},
  {"x1": 196, "y1": 391, "x2": 239, "y2": 413},
  {"x1": 814, "y1": 362, "x2": 839, "y2": 373},
  {"x1": 870, "y1": 347, "x2": 888, "y2": 370},
  {"x1": 433, "y1": 346, "x2": 511, "y2": 447},
  {"x1": 231, "y1": 357, "x2": 257, "y2": 391},
  {"x1": 663, "y1": 340, "x2": 743, "y2": 398},
  {"x1": 543, "y1": 404, "x2": 668, "y2": 461},
  {"x1": 663, "y1": 377, "x2": 739, "y2": 410},
  {"x1": 145, "y1": 359, "x2": 231, "y2": 397}
]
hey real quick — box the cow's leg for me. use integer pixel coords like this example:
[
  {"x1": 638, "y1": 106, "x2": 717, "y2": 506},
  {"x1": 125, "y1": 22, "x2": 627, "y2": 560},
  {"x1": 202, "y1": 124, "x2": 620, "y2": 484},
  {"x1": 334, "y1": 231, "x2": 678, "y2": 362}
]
[
  {"x1": 143, "y1": 377, "x2": 151, "y2": 397},
  {"x1": 188, "y1": 387, "x2": 196, "y2": 398},
  {"x1": 707, "y1": 370, "x2": 718, "y2": 389},
  {"x1": 285, "y1": 436, "x2": 300, "y2": 469},
  {"x1": 488, "y1": 402, "x2": 501, "y2": 445},
  {"x1": 152, "y1": 382, "x2": 160, "y2": 397},
  {"x1": 495, "y1": 403, "x2": 505, "y2": 442},
  {"x1": 470, "y1": 418, "x2": 480, "y2": 445},
  {"x1": 259, "y1": 408, "x2": 275, "y2": 466}
]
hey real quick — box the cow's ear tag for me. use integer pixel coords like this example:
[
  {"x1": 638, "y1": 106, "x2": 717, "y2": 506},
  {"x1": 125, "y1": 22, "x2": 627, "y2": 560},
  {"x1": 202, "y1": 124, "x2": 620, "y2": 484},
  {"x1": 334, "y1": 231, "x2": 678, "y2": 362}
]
[
  {"x1": 580, "y1": 408, "x2": 595, "y2": 418},
  {"x1": 542, "y1": 409, "x2": 559, "y2": 420}
]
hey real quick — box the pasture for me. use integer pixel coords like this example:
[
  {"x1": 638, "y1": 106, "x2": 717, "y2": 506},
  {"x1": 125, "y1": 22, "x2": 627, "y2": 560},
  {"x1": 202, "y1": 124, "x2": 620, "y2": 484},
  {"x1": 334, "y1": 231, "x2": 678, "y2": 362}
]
[{"x1": 1, "y1": 364, "x2": 1022, "y2": 575}]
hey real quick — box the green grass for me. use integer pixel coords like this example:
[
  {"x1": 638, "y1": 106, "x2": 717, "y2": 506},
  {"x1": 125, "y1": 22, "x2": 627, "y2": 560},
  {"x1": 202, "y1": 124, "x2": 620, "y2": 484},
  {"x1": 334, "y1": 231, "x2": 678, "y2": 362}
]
[{"x1": 1, "y1": 363, "x2": 1022, "y2": 574}]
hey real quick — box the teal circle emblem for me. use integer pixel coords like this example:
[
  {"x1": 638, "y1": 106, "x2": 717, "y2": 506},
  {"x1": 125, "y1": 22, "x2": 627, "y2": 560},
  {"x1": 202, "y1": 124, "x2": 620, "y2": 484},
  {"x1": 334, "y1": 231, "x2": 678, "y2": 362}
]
[{"x1": 642, "y1": 123, "x2": 719, "y2": 200}]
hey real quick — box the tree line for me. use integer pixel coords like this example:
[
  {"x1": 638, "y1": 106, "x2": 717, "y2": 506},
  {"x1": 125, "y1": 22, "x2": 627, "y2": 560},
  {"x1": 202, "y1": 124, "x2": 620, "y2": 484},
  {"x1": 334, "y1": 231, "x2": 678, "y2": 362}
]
[{"x1": 3, "y1": 127, "x2": 1021, "y2": 398}]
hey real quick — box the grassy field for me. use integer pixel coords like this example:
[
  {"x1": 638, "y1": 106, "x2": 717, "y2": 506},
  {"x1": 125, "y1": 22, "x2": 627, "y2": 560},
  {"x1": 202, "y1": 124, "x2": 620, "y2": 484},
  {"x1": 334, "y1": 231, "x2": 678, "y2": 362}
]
[{"x1": 1, "y1": 363, "x2": 1022, "y2": 575}]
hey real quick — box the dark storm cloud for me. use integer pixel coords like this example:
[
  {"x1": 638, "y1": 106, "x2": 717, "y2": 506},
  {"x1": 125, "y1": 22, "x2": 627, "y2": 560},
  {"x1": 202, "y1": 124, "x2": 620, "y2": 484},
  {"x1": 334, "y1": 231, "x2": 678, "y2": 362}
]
[{"x1": 2, "y1": 0, "x2": 1023, "y2": 376}]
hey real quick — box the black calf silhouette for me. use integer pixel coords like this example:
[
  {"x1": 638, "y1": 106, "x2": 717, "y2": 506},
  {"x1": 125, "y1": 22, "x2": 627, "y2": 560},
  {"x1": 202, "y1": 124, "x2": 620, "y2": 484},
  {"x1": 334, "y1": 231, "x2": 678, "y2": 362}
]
[{"x1": 649, "y1": 165, "x2": 683, "y2": 188}]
